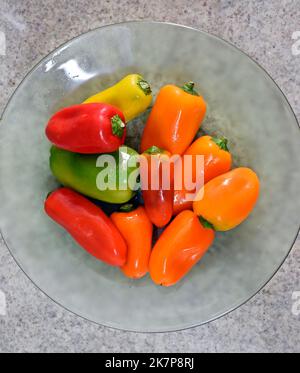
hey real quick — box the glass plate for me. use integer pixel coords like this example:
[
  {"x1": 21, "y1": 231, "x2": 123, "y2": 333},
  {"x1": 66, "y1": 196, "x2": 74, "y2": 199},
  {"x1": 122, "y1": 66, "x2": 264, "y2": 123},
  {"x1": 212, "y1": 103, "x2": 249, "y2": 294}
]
[{"x1": 0, "y1": 21, "x2": 299, "y2": 332}]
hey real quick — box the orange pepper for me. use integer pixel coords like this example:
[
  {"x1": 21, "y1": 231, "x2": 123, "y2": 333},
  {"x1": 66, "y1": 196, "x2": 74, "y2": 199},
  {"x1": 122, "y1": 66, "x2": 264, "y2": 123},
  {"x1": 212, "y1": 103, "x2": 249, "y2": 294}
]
[
  {"x1": 193, "y1": 167, "x2": 260, "y2": 231},
  {"x1": 140, "y1": 82, "x2": 206, "y2": 155},
  {"x1": 140, "y1": 146, "x2": 173, "y2": 228},
  {"x1": 149, "y1": 210, "x2": 215, "y2": 286},
  {"x1": 173, "y1": 135, "x2": 232, "y2": 215},
  {"x1": 111, "y1": 205, "x2": 153, "y2": 279}
]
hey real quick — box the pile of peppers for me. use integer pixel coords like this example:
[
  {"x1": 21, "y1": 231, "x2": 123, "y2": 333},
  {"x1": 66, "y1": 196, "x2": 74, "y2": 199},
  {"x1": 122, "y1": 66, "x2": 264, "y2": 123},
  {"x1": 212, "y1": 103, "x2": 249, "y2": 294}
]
[{"x1": 45, "y1": 74, "x2": 260, "y2": 286}]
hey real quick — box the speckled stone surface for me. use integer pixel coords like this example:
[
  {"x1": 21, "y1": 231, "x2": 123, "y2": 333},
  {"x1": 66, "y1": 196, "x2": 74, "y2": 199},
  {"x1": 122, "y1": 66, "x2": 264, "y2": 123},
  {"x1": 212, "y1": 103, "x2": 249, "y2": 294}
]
[{"x1": 0, "y1": 0, "x2": 299, "y2": 353}]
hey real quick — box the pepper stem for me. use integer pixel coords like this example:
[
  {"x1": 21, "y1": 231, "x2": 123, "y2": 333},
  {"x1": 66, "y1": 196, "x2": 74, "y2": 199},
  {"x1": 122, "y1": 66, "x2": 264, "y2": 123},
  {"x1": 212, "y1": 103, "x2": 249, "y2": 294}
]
[
  {"x1": 181, "y1": 81, "x2": 199, "y2": 96},
  {"x1": 137, "y1": 79, "x2": 152, "y2": 95},
  {"x1": 199, "y1": 216, "x2": 215, "y2": 230},
  {"x1": 119, "y1": 203, "x2": 135, "y2": 212},
  {"x1": 111, "y1": 115, "x2": 125, "y2": 138},
  {"x1": 144, "y1": 145, "x2": 164, "y2": 155},
  {"x1": 212, "y1": 136, "x2": 229, "y2": 152}
]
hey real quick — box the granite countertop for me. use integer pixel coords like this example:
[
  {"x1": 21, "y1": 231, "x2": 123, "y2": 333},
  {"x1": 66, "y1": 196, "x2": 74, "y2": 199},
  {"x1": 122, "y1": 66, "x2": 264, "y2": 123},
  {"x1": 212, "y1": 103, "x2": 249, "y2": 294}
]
[{"x1": 0, "y1": 0, "x2": 299, "y2": 353}]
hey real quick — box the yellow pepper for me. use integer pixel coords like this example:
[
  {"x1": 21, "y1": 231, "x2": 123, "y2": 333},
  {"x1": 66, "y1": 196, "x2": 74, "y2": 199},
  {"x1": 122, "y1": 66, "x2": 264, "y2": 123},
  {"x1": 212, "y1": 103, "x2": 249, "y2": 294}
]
[{"x1": 83, "y1": 74, "x2": 152, "y2": 121}]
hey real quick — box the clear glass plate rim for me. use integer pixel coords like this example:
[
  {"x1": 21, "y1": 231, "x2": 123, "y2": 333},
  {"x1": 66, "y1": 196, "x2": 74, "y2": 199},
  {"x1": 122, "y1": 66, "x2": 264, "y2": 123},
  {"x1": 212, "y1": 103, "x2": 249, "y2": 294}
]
[{"x1": 0, "y1": 20, "x2": 299, "y2": 333}]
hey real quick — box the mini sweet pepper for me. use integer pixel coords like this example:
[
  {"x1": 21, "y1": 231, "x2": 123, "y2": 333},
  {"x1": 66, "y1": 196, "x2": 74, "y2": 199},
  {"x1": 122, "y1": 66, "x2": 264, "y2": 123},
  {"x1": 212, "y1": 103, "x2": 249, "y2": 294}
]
[
  {"x1": 173, "y1": 135, "x2": 232, "y2": 215},
  {"x1": 141, "y1": 82, "x2": 206, "y2": 155},
  {"x1": 111, "y1": 204, "x2": 153, "y2": 279},
  {"x1": 49, "y1": 145, "x2": 139, "y2": 204},
  {"x1": 45, "y1": 188, "x2": 127, "y2": 266},
  {"x1": 46, "y1": 103, "x2": 126, "y2": 154},
  {"x1": 149, "y1": 210, "x2": 215, "y2": 286},
  {"x1": 140, "y1": 146, "x2": 174, "y2": 227},
  {"x1": 83, "y1": 74, "x2": 152, "y2": 121},
  {"x1": 193, "y1": 167, "x2": 260, "y2": 231}
]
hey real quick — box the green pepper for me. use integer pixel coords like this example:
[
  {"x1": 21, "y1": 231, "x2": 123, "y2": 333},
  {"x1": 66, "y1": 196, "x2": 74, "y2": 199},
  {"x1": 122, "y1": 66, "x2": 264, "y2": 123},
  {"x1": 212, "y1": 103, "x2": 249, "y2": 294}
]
[{"x1": 49, "y1": 145, "x2": 139, "y2": 204}]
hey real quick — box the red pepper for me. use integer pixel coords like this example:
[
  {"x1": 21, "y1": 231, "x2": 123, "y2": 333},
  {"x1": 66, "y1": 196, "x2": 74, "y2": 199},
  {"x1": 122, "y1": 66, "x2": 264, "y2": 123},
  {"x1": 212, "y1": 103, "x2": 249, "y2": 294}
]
[
  {"x1": 45, "y1": 103, "x2": 126, "y2": 154},
  {"x1": 140, "y1": 146, "x2": 173, "y2": 228},
  {"x1": 44, "y1": 188, "x2": 127, "y2": 266}
]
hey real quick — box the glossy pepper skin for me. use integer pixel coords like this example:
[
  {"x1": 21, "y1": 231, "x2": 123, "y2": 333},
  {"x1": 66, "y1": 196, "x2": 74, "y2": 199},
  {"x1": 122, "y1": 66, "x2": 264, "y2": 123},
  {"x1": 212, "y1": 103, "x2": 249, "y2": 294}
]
[
  {"x1": 46, "y1": 103, "x2": 126, "y2": 154},
  {"x1": 50, "y1": 145, "x2": 139, "y2": 204},
  {"x1": 83, "y1": 74, "x2": 152, "y2": 122},
  {"x1": 44, "y1": 188, "x2": 127, "y2": 266},
  {"x1": 173, "y1": 136, "x2": 232, "y2": 215},
  {"x1": 140, "y1": 146, "x2": 173, "y2": 228},
  {"x1": 140, "y1": 82, "x2": 206, "y2": 155},
  {"x1": 193, "y1": 167, "x2": 260, "y2": 231},
  {"x1": 111, "y1": 205, "x2": 153, "y2": 279},
  {"x1": 149, "y1": 210, "x2": 215, "y2": 286}
]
